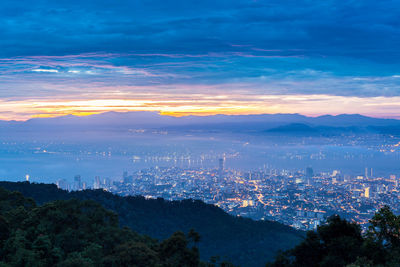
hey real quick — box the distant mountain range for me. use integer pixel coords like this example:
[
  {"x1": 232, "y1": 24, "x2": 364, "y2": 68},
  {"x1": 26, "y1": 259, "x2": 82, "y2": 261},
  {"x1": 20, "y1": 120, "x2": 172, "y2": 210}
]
[{"x1": 1, "y1": 111, "x2": 400, "y2": 136}]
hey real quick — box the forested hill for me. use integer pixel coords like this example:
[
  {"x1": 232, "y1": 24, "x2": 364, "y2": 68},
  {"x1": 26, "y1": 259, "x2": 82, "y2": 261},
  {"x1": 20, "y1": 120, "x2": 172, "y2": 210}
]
[
  {"x1": 0, "y1": 186, "x2": 204, "y2": 266},
  {"x1": 0, "y1": 181, "x2": 303, "y2": 267}
]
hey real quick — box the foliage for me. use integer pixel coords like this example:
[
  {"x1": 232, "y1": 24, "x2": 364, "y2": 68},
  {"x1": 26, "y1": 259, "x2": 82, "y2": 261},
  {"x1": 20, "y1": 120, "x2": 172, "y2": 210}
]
[
  {"x1": 0, "y1": 181, "x2": 303, "y2": 266},
  {"x1": 0, "y1": 187, "x2": 203, "y2": 267},
  {"x1": 268, "y1": 205, "x2": 400, "y2": 267}
]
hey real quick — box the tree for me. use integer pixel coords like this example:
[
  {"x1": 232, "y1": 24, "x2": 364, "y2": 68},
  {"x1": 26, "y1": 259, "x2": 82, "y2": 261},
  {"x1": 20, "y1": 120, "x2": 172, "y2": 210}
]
[
  {"x1": 269, "y1": 215, "x2": 363, "y2": 267},
  {"x1": 368, "y1": 205, "x2": 400, "y2": 248},
  {"x1": 188, "y1": 229, "x2": 201, "y2": 245},
  {"x1": 103, "y1": 241, "x2": 159, "y2": 267},
  {"x1": 269, "y1": 206, "x2": 400, "y2": 266},
  {"x1": 159, "y1": 231, "x2": 200, "y2": 267},
  {"x1": 0, "y1": 187, "x2": 207, "y2": 267}
]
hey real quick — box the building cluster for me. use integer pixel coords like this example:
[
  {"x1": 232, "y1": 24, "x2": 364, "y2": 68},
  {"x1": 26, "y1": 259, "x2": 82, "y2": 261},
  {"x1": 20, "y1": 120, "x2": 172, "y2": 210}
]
[{"x1": 56, "y1": 160, "x2": 400, "y2": 231}]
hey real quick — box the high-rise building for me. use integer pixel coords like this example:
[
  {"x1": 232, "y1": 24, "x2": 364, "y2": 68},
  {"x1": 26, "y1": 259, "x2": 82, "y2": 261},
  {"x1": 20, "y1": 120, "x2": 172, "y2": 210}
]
[
  {"x1": 123, "y1": 171, "x2": 133, "y2": 184},
  {"x1": 364, "y1": 187, "x2": 370, "y2": 198},
  {"x1": 219, "y1": 158, "x2": 224, "y2": 171},
  {"x1": 102, "y1": 177, "x2": 111, "y2": 187},
  {"x1": 305, "y1": 167, "x2": 314, "y2": 185},
  {"x1": 218, "y1": 157, "x2": 225, "y2": 177},
  {"x1": 332, "y1": 170, "x2": 340, "y2": 177},
  {"x1": 94, "y1": 176, "x2": 101, "y2": 189},
  {"x1": 306, "y1": 167, "x2": 314, "y2": 178},
  {"x1": 56, "y1": 179, "x2": 68, "y2": 190},
  {"x1": 74, "y1": 175, "x2": 82, "y2": 190}
]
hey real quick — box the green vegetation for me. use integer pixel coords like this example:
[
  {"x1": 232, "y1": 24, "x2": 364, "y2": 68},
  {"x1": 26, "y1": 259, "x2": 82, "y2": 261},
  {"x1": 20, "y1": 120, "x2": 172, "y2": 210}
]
[
  {"x1": 4, "y1": 181, "x2": 400, "y2": 267},
  {"x1": 0, "y1": 187, "x2": 211, "y2": 266},
  {"x1": 0, "y1": 182, "x2": 303, "y2": 266},
  {"x1": 268, "y1": 206, "x2": 400, "y2": 267}
]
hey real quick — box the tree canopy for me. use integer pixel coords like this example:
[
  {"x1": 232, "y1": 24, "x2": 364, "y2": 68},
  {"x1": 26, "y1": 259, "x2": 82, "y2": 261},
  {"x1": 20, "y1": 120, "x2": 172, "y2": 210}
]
[
  {"x1": 0, "y1": 181, "x2": 303, "y2": 266},
  {"x1": 0, "y1": 187, "x2": 204, "y2": 267},
  {"x1": 268, "y1": 205, "x2": 400, "y2": 267}
]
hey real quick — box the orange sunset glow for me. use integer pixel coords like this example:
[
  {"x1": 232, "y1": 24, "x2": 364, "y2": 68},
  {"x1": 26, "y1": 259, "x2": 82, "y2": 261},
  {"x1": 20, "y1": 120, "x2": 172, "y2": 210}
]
[{"x1": 1, "y1": 94, "x2": 400, "y2": 121}]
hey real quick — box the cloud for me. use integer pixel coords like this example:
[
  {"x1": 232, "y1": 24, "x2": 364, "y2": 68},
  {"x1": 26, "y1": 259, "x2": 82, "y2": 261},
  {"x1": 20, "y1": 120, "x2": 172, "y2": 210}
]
[
  {"x1": 32, "y1": 68, "x2": 59, "y2": 73},
  {"x1": 0, "y1": 0, "x2": 400, "y2": 119},
  {"x1": 1, "y1": 94, "x2": 400, "y2": 121},
  {"x1": 1, "y1": 0, "x2": 399, "y2": 60}
]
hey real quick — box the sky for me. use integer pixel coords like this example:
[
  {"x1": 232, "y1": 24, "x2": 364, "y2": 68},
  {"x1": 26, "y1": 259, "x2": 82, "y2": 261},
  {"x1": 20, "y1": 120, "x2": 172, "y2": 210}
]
[{"x1": 1, "y1": 0, "x2": 400, "y2": 120}]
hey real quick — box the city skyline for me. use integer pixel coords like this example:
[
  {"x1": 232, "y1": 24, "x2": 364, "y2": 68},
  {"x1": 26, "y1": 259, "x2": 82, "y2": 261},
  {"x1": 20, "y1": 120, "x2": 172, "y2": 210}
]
[
  {"x1": 51, "y1": 163, "x2": 399, "y2": 231},
  {"x1": 2, "y1": 1, "x2": 400, "y2": 266}
]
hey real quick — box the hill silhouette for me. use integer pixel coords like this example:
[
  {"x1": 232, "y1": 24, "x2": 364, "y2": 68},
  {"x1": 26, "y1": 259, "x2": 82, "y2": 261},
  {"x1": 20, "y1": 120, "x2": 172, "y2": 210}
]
[
  {"x1": 0, "y1": 186, "x2": 203, "y2": 267},
  {"x1": 1, "y1": 112, "x2": 400, "y2": 135},
  {"x1": 0, "y1": 181, "x2": 303, "y2": 267}
]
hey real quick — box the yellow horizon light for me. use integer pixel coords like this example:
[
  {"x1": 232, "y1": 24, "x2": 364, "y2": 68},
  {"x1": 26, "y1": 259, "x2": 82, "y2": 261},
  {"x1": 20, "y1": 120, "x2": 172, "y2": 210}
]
[{"x1": 0, "y1": 94, "x2": 399, "y2": 121}]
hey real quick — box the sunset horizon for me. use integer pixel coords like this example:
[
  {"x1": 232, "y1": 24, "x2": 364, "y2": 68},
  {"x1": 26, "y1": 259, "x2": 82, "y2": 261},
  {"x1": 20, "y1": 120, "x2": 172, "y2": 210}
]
[
  {"x1": 2, "y1": 1, "x2": 400, "y2": 266},
  {"x1": 1, "y1": 1, "x2": 400, "y2": 121},
  {"x1": 1, "y1": 93, "x2": 400, "y2": 121}
]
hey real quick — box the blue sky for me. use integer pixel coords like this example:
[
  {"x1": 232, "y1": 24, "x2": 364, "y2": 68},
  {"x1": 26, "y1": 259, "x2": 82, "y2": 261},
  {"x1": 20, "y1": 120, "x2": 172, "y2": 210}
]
[{"x1": 1, "y1": 0, "x2": 400, "y2": 119}]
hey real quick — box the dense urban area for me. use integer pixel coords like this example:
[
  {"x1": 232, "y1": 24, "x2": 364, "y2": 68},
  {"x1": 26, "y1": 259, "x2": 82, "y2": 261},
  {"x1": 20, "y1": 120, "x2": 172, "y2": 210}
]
[{"x1": 51, "y1": 158, "x2": 400, "y2": 231}]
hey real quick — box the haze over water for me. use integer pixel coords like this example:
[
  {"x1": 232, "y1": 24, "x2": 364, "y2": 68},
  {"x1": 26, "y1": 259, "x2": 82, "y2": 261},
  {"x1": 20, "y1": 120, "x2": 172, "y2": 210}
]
[
  {"x1": 1, "y1": 0, "x2": 400, "y2": 185},
  {"x1": 1, "y1": 112, "x2": 400, "y2": 184}
]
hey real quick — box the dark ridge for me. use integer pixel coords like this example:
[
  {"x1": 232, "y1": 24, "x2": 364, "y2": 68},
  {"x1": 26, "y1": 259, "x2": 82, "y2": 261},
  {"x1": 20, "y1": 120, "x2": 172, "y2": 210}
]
[
  {"x1": 0, "y1": 181, "x2": 304, "y2": 267},
  {"x1": 0, "y1": 186, "x2": 202, "y2": 267}
]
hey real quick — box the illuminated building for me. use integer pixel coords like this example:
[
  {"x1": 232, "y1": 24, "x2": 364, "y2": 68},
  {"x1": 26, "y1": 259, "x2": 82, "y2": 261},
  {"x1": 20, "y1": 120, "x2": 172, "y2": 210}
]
[
  {"x1": 364, "y1": 187, "x2": 370, "y2": 198},
  {"x1": 74, "y1": 175, "x2": 82, "y2": 190},
  {"x1": 219, "y1": 157, "x2": 225, "y2": 178}
]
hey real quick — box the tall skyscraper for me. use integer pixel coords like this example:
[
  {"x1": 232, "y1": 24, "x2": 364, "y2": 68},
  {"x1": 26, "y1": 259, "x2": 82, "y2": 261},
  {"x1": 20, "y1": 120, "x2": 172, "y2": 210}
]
[
  {"x1": 94, "y1": 176, "x2": 101, "y2": 189},
  {"x1": 218, "y1": 157, "x2": 225, "y2": 177},
  {"x1": 74, "y1": 175, "x2": 82, "y2": 190},
  {"x1": 305, "y1": 167, "x2": 314, "y2": 185},
  {"x1": 123, "y1": 171, "x2": 133, "y2": 184},
  {"x1": 56, "y1": 179, "x2": 68, "y2": 190},
  {"x1": 305, "y1": 167, "x2": 314, "y2": 178},
  {"x1": 364, "y1": 187, "x2": 370, "y2": 198}
]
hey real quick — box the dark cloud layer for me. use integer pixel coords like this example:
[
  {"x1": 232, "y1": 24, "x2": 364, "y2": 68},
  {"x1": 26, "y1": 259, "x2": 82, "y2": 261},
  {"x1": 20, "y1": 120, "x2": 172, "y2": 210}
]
[
  {"x1": 1, "y1": 0, "x2": 399, "y2": 59},
  {"x1": 0, "y1": 0, "x2": 400, "y2": 103}
]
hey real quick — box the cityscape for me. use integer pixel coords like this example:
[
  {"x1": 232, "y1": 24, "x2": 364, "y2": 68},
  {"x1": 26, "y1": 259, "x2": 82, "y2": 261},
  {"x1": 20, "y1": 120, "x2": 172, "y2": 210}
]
[
  {"x1": 51, "y1": 158, "x2": 400, "y2": 231},
  {"x1": 3, "y1": 0, "x2": 400, "y2": 265}
]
